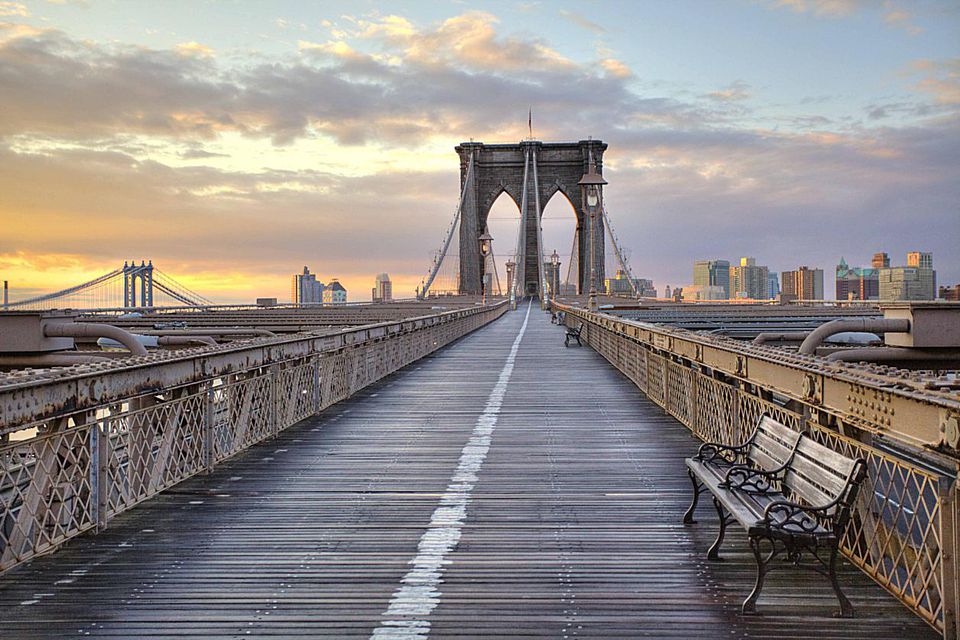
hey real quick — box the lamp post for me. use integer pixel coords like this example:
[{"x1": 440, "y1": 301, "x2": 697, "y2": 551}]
[
  {"x1": 550, "y1": 249, "x2": 560, "y2": 302},
  {"x1": 578, "y1": 154, "x2": 607, "y2": 312},
  {"x1": 505, "y1": 260, "x2": 516, "y2": 310},
  {"x1": 479, "y1": 231, "x2": 493, "y2": 305}
]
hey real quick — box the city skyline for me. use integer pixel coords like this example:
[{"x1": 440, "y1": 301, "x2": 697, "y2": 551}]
[{"x1": 0, "y1": 1, "x2": 958, "y2": 302}]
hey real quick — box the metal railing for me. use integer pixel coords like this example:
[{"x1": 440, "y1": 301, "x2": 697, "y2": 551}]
[
  {"x1": 0, "y1": 302, "x2": 508, "y2": 574},
  {"x1": 559, "y1": 304, "x2": 959, "y2": 639}
]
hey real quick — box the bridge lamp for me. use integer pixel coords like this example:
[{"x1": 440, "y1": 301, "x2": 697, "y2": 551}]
[
  {"x1": 479, "y1": 231, "x2": 494, "y2": 305},
  {"x1": 579, "y1": 166, "x2": 607, "y2": 312},
  {"x1": 550, "y1": 250, "x2": 560, "y2": 301}
]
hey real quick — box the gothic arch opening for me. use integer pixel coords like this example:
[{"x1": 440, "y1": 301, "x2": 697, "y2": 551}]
[
  {"x1": 485, "y1": 190, "x2": 521, "y2": 296},
  {"x1": 540, "y1": 190, "x2": 579, "y2": 296}
]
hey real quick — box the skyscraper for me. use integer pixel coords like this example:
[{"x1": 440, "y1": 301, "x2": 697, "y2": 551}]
[
  {"x1": 730, "y1": 257, "x2": 770, "y2": 300},
  {"x1": 872, "y1": 252, "x2": 890, "y2": 269},
  {"x1": 781, "y1": 266, "x2": 824, "y2": 302},
  {"x1": 879, "y1": 252, "x2": 936, "y2": 300},
  {"x1": 372, "y1": 273, "x2": 393, "y2": 302},
  {"x1": 835, "y1": 257, "x2": 879, "y2": 301},
  {"x1": 907, "y1": 251, "x2": 933, "y2": 269},
  {"x1": 292, "y1": 266, "x2": 324, "y2": 304},
  {"x1": 693, "y1": 259, "x2": 730, "y2": 299}
]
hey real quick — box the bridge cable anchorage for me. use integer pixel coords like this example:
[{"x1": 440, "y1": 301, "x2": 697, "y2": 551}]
[
  {"x1": 420, "y1": 152, "x2": 475, "y2": 299},
  {"x1": 371, "y1": 300, "x2": 533, "y2": 640},
  {"x1": 601, "y1": 205, "x2": 641, "y2": 298}
]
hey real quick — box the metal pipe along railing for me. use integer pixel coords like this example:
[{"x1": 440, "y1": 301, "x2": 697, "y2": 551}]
[
  {"x1": 798, "y1": 318, "x2": 910, "y2": 355},
  {"x1": 44, "y1": 322, "x2": 149, "y2": 356}
]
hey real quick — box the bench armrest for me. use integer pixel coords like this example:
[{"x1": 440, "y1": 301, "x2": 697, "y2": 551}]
[
  {"x1": 695, "y1": 441, "x2": 749, "y2": 465},
  {"x1": 723, "y1": 464, "x2": 783, "y2": 494},
  {"x1": 762, "y1": 498, "x2": 840, "y2": 534}
]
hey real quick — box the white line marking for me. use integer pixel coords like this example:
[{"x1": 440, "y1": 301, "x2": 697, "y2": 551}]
[{"x1": 371, "y1": 300, "x2": 532, "y2": 639}]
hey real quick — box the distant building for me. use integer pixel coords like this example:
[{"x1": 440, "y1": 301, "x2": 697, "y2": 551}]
[
  {"x1": 781, "y1": 266, "x2": 824, "y2": 302},
  {"x1": 323, "y1": 279, "x2": 347, "y2": 304},
  {"x1": 730, "y1": 257, "x2": 770, "y2": 300},
  {"x1": 681, "y1": 284, "x2": 727, "y2": 301},
  {"x1": 693, "y1": 260, "x2": 730, "y2": 299},
  {"x1": 878, "y1": 252, "x2": 936, "y2": 301},
  {"x1": 372, "y1": 273, "x2": 392, "y2": 302},
  {"x1": 256, "y1": 297, "x2": 278, "y2": 307},
  {"x1": 663, "y1": 285, "x2": 672, "y2": 299},
  {"x1": 768, "y1": 272, "x2": 780, "y2": 300},
  {"x1": 872, "y1": 252, "x2": 890, "y2": 269},
  {"x1": 939, "y1": 284, "x2": 960, "y2": 301},
  {"x1": 604, "y1": 270, "x2": 655, "y2": 297},
  {"x1": 835, "y1": 257, "x2": 879, "y2": 301},
  {"x1": 907, "y1": 251, "x2": 933, "y2": 270},
  {"x1": 292, "y1": 266, "x2": 324, "y2": 305}
]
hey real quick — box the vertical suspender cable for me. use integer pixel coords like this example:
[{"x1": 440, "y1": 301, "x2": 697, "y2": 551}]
[
  {"x1": 515, "y1": 148, "x2": 530, "y2": 299},
  {"x1": 531, "y1": 148, "x2": 547, "y2": 304},
  {"x1": 601, "y1": 205, "x2": 641, "y2": 297}
]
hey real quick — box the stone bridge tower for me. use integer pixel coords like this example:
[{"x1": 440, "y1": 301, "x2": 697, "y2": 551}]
[{"x1": 454, "y1": 140, "x2": 607, "y2": 297}]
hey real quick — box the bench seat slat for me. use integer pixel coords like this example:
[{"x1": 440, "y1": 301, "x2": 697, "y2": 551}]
[
  {"x1": 757, "y1": 416, "x2": 802, "y2": 449},
  {"x1": 786, "y1": 453, "x2": 849, "y2": 499},
  {"x1": 751, "y1": 431, "x2": 794, "y2": 469},
  {"x1": 795, "y1": 437, "x2": 857, "y2": 476}
]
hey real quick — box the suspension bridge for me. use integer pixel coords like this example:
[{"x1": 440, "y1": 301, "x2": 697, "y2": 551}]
[
  {"x1": 0, "y1": 138, "x2": 956, "y2": 639},
  {"x1": 417, "y1": 140, "x2": 645, "y2": 302},
  {"x1": 2, "y1": 261, "x2": 214, "y2": 310}
]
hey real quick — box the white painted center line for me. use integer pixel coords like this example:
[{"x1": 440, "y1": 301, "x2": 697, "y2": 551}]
[{"x1": 370, "y1": 300, "x2": 532, "y2": 640}]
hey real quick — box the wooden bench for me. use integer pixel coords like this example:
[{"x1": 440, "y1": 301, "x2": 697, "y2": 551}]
[
  {"x1": 683, "y1": 414, "x2": 867, "y2": 616},
  {"x1": 564, "y1": 322, "x2": 583, "y2": 347}
]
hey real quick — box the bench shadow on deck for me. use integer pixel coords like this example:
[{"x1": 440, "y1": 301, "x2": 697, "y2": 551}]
[{"x1": 0, "y1": 304, "x2": 938, "y2": 639}]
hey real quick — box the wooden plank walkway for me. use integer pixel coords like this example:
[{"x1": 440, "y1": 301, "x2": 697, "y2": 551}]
[{"x1": 0, "y1": 302, "x2": 937, "y2": 639}]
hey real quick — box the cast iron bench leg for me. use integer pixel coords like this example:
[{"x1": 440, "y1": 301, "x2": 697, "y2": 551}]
[
  {"x1": 828, "y1": 545, "x2": 855, "y2": 618},
  {"x1": 743, "y1": 536, "x2": 771, "y2": 614},
  {"x1": 707, "y1": 496, "x2": 730, "y2": 560},
  {"x1": 683, "y1": 469, "x2": 704, "y2": 524}
]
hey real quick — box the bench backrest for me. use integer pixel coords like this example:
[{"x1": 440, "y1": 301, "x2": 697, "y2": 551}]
[
  {"x1": 747, "y1": 415, "x2": 802, "y2": 472},
  {"x1": 783, "y1": 436, "x2": 864, "y2": 516}
]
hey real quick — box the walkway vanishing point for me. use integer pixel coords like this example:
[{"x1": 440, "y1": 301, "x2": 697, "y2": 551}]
[{"x1": 0, "y1": 304, "x2": 940, "y2": 639}]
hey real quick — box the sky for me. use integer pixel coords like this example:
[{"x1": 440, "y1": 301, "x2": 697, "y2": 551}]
[{"x1": 0, "y1": 0, "x2": 957, "y2": 302}]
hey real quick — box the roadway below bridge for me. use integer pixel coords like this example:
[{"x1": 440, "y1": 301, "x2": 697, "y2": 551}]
[{"x1": 0, "y1": 302, "x2": 936, "y2": 639}]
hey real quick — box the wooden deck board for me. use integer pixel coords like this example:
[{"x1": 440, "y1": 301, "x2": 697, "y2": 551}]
[{"x1": 0, "y1": 303, "x2": 936, "y2": 638}]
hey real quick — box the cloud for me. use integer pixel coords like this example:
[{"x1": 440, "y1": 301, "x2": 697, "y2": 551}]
[
  {"x1": 0, "y1": 2, "x2": 27, "y2": 17},
  {"x1": 0, "y1": 11, "x2": 957, "y2": 300},
  {"x1": 600, "y1": 58, "x2": 632, "y2": 79},
  {"x1": 882, "y1": 1, "x2": 922, "y2": 35},
  {"x1": 907, "y1": 59, "x2": 960, "y2": 106},
  {"x1": 705, "y1": 81, "x2": 751, "y2": 102},
  {"x1": 175, "y1": 41, "x2": 214, "y2": 58},
  {"x1": 559, "y1": 9, "x2": 606, "y2": 34},
  {"x1": 765, "y1": 0, "x2": 861, "y2": 18}
]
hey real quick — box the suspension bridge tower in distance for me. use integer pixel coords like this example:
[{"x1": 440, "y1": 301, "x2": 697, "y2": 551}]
[
  {"x1": 123, "y1": 260, "x2": 154, "y2": 307},
  {"x1": 455, "y1": 139, "x2": 607, "y2": 298}
]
